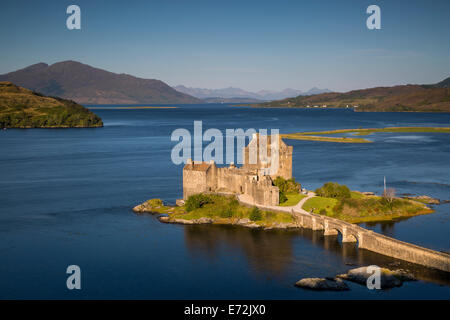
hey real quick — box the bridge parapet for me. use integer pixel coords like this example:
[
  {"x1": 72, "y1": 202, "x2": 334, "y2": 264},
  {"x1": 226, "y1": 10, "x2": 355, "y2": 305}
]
[{"x1": 237, "y1": 194, "x2": 450, "y2": 272}]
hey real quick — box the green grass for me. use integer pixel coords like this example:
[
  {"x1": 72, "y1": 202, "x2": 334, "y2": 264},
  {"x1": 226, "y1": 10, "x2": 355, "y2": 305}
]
[
  {"x1": 302, "y1": 194, "x2": 433, "y2": 223},
  {"x1": 282, "y1": 127, "x2": 450, "y2": 144},
  {"x1": 279, "y1": 193, "x2": 307, "y2": 206},
  {"x1": 282, "y1": 133, "x2": 371, "y2": 143},
  {"x1": 350, "y1": 191, "x2": 365, "y2": 199},
  {"x1": 143, "y1": 195, "x2": 296, "y2": 226},
  {"x1": 302, "y1": 197, "x2": 339, "y2": 216}
]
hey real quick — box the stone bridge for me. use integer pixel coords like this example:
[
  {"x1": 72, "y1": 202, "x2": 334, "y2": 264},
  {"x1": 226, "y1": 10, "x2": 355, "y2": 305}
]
[{"x1": 237, "y1": 193, "x2": 450, "y2": 273}]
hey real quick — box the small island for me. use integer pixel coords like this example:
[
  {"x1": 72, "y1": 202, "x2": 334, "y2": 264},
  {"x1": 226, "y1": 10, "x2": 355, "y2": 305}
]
[
  {"x1": 134, "y1": 134, "x2": 433, "y2": 226},
  {"x1": 282, "y1": 126, "x2": 450, "y2": 143},
  {"x1": 0, "y1": 81, "x2": 103, "y2": 128},
  {"x1": 132, "y1": 134, "x2": 449, "y2": 272},
  {"x1": 134, "y1": 181, "x2": 433, "y2": 226}
]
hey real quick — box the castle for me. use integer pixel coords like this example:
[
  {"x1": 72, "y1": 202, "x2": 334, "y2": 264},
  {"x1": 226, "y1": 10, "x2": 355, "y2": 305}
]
[{"x1": 183, "y1": 133, "x2": 293, "y2": 206}]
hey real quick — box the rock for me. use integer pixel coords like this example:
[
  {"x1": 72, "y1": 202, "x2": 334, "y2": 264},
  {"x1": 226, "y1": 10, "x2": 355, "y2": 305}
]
[
  {"x1": 247, "y1": 223, "x2": 261, "y2": 228},
  {"x1": 295, "y1": 277, "x2": 349, "y2": 291},
  {"x1": 362, "y1": 192, "x2": 375, "y2": 196},
  {"x1": 132, "y1": 198, "x2": 165, "y2": 213},
  {"x1": 337, "y1": 266, "x2": 413, "y2": 288},
  {"x1": 236, "y1": 218, "x2": 251, "y2": 225},
  {"x1": 195, "y1": 217, "x2": 213, "y2": 224},
  {"x1": 172, "y1": 218, "x2": 194, "y2": 224},
  {"x1": 391, "y1": 269, "x2": 416, "y2": 282},
  {"x1": 158, "y1": 216, "x2": 170, "y2": 223},
  {"x1": 405, "y1": 195, "x2": 440, "y2": 204}
]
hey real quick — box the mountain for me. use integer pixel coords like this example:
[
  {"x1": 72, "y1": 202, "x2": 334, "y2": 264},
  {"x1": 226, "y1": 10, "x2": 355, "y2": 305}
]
[
  {"x1": 425, "y1": 77, "x2": 450, "y2": 89},
  {"x1": 173, "y1": 85, "x2": 331, "y2": 101},
  {"x1": 0, "y1": 61, "x2": 201, "y2": 104},
  {"x1": 255, "y1": 79, "x2": 450, "y2": 112},
  {"x1": 202, "y1": 97, "x2": 264, "y2": 103},
  {"x1": 0, "y1": 81, "x2": 102, "y2": 128}
]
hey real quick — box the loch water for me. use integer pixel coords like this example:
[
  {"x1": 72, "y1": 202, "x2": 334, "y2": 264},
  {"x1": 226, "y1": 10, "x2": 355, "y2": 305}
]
[{"x1": 0, "y1": 105, "x2": 449, "y2": 299}]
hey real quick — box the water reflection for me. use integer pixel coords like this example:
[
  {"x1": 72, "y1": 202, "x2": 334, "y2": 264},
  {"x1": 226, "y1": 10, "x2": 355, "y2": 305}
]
[{"x1": 183, "y1": 224, "x2": 450, "y2": 286}]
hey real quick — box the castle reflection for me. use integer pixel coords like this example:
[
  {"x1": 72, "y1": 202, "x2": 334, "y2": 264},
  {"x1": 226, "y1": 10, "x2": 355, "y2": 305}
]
[{"x1": 182, "y1": 224, "x2": 450, "y2": 285}]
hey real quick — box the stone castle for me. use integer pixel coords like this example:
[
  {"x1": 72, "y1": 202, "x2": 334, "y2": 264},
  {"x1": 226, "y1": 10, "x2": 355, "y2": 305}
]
[{"x1": 183, "y1": 133, "x2": 293, "y2": 206}]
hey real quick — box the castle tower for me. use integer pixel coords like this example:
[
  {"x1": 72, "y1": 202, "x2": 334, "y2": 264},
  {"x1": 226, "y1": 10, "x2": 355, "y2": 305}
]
[{"x1": 242, "y1": 133, "x2": 292, "y2": 180}]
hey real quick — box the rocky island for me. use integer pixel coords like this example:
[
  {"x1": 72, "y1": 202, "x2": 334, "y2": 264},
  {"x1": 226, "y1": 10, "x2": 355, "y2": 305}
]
[{"x1": 0, "y1": 81, "x2": 103, "y2": 128}]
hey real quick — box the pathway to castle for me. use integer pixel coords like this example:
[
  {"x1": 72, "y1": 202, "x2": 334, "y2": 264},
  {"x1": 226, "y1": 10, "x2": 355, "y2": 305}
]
[{"x1": 237, "y1": 191, "x2": 316, "y2": 216}]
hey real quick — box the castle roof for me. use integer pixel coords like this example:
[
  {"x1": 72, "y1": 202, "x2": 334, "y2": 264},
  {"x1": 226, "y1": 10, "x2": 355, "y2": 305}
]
[{"x1": 184, "y1": 162, "x2": 211, "y2": 171}]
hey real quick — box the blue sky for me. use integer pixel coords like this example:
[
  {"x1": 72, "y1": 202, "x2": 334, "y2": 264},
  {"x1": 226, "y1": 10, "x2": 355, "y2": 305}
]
[{"x1": 0, "y1": 0, "x2": 449, "y2": 92}]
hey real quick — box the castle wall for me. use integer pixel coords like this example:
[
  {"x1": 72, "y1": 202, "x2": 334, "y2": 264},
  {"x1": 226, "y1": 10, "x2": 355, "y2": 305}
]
[
  {"x1": 242, "y1": 134, "x2": 292, "y2": 180},
  {"x1": 182, "y1": 134, "x2": 292, "y2": 206},
  {"x1": 276, "y1": 145, "x2": 293, "y2": 180},
  {"x1": 183, "y1": 168, "x2": 208, "y2": 199},
  {"x1": 216, "y1": 167, "x2": 247, "y2": 194}
]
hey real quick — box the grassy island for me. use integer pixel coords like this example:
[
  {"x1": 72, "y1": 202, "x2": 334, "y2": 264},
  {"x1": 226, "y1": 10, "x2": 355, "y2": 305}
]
[
  {"x1": 282, "y1": 126, "x2": 450, "y2": 143},
  {"x1": 133, "y1": 182, "x2": 434, "y2": 227},
  {"x1": 0, "y1": 81, "x2": 103, "y2": 128},
  {"x1": 303, "y1": 182, "x2": 434, "y2": 223}
]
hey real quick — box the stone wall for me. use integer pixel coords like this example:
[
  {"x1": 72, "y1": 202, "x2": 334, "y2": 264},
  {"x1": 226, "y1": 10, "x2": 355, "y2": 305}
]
[{"x1": 182, "y1": 134, "x2": 293, "y2": 207}]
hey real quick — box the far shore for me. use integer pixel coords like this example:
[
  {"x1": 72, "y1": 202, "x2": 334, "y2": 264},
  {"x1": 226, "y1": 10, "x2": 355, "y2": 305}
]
[{"x1": 87, "y1": 106, "x2": 178, "y2": 109}]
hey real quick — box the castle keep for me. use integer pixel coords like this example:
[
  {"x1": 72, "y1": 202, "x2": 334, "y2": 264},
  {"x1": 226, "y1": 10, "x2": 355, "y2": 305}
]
[{"x1": 183, "y1": 134, "x2": 293, "y2": 206}]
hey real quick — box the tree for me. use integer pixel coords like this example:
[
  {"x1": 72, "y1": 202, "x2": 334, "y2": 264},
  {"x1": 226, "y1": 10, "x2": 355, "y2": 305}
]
[{"x1": 383, "y1": 188, "x2": 396, "y2": 203}]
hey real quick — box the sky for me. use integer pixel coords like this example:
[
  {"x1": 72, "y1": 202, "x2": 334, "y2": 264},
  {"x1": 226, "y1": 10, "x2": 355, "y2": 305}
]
[{"x1": 0, "y1": 0, "x2": 449, "y2": 92}]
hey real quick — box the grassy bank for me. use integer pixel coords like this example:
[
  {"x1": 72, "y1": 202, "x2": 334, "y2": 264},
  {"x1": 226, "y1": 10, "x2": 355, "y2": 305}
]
[
  {"x1": 279, "y1": 193, "x2": 306, "y2": 206},
  {"x1": 282, "y1": 133, "x2": 371, "y2": 143},
  {"x1": 303, "y1": 190, "x2": 433, "y2": 224},
  {"x1": 282, "y1": 126, "x2": 450, "y2": 143},
  {"x1": 134, "y1": 195, "x2": 295, "y2": 228}
]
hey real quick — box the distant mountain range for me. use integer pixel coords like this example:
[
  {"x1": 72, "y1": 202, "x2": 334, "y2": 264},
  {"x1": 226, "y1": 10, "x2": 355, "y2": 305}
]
[
  {"x1": 173, "y1": 85, "x2": 332, "y2": 101},
  {"x1": 256, "y1": 77, "x2": 450, "y2": 112},
  {"x1": 0, "y1": 61, "x2": 201, "y2": 104}
]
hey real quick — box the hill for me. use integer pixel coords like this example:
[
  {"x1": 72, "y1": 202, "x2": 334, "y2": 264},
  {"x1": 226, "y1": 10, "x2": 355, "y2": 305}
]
[
  {"x1": 0, "y1": 81, "x2": 103, "y2": 128},
  {"x1": 0, "y1": 61, "x2": 201, "y2": 104},
  {"x1": 255, "y1": 78, "x2": 450, "y2": 112},
  {"x1": 173, "y1": 85, "x2": 331, "y2": 100}
]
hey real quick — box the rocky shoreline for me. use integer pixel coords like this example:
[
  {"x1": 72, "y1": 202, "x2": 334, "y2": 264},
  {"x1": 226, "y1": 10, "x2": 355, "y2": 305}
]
[
  {"x1": 158, "y1": 215, "x2": 298, "y2": 230},
  {"x1": 295, "y1": 266, "x2": 416, "y2": 291}
]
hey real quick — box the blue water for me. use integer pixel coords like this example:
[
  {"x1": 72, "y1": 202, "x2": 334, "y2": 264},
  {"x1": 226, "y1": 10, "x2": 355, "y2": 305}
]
[{"x1": 0, "y1": 105, "x2": 449, "y2": 299}]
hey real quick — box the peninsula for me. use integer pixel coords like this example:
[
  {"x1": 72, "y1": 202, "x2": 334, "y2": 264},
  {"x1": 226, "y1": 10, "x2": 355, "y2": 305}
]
[{"x1": 0, "y1": 81, "x2": 103, "y2": 128}]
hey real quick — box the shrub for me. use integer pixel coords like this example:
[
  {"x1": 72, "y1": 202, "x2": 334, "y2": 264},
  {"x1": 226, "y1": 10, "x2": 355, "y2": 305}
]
[
  {"x1": 279, "y1": 191, "x2": 288, "y2": 204},
  {"x1": 273, "y1": 176, "x2": 301, "y2": 194},
  {"x1": 315, "y1": 182, "x2": 351, "y2": 199},
  {"x1": 249, "y1": 207, "x2": 262, "y2": 221},
  {"x1": 185, "y1": 194, "x2": 214, "y2": 212}
]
